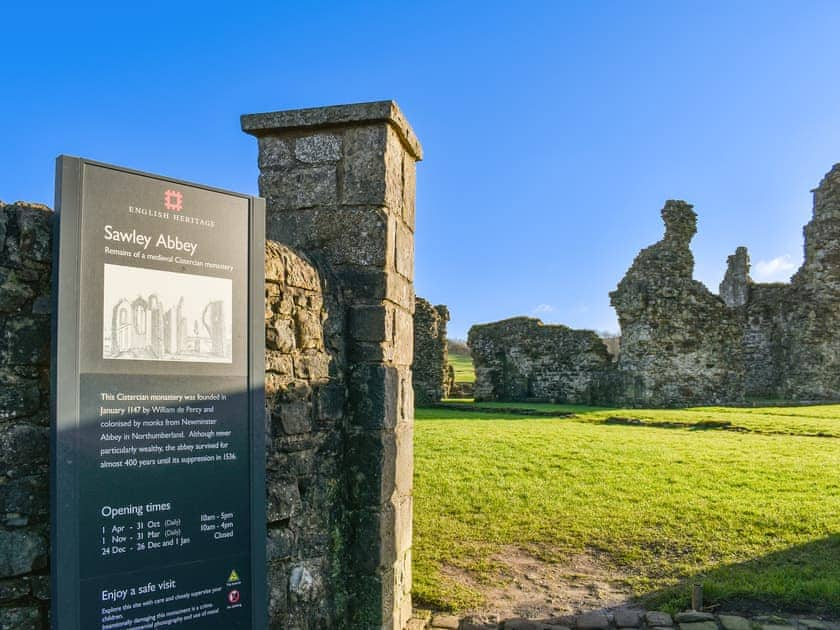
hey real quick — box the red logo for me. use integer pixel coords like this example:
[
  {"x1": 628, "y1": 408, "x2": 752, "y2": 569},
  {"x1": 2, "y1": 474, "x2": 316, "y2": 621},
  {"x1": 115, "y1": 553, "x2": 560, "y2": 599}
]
[
  {"x1": 163, "y1": 189, "x2": 183, "y2": 212},
  {"x1": 227, "y1": 589, "x2": 240, "y2": 604}
]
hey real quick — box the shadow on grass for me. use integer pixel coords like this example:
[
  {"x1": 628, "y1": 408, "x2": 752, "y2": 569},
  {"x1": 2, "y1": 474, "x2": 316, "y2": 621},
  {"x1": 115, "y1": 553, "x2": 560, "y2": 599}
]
[
  {"x1": 641, "y1": 534, "x2": 840, "y2": 616},
  {"x1": 603, "y1": 416, "x2": 738, "y2": 431}
]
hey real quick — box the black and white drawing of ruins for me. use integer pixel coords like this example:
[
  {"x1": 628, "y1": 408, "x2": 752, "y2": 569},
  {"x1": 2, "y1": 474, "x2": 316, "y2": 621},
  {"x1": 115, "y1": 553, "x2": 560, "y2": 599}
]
[{"x1": 102, "y1": 264, "x2": 232, "y2": 363}]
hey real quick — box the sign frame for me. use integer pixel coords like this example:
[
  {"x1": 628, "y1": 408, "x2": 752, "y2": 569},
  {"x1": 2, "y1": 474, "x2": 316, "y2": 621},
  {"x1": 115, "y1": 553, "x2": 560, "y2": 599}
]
[{"x1": 51, "y1": 156, "x2": 266, "y2": 629}]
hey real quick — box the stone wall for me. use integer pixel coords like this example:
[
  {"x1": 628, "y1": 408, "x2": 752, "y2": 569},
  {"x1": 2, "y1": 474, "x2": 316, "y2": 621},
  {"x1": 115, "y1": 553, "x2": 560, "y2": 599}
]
[
  {"x1": 609, "y1": 201, "x2": 745, "y2": 407},
  {"x1": 264, "y1": 241, "x2": 347, "y2": 626},
  {"x1": 468, "y1": 165, "x2": 840, "y2": 407},
  {"x1": 0, "y1": 202, "x2": 53, "y2": 628},
  {"x1": 468, "y1": 317, "x2": 613, "y2": 404},
  {"x1": 412, "y1": 298, "x2": 450, "y2": 404},
  {"x1": 734, "y1": 164, "x2": 840, "y2": 400}
]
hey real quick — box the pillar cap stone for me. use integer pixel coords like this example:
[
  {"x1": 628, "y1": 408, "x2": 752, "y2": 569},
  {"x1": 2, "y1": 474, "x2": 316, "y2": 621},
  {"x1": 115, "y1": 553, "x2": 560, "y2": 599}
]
[{"x1": 241, "y1": 100, "x2": 423, "y2": 160}]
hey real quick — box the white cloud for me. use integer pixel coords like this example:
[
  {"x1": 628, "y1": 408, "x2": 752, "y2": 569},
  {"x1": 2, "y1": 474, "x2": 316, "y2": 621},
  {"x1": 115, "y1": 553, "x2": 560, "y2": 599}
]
[
  {"x1": 753, "y1": 255, "x2": 796, "y2": 282},
  {"x1": 533, "y1": 304, "x2": 555, "y2": 314}
]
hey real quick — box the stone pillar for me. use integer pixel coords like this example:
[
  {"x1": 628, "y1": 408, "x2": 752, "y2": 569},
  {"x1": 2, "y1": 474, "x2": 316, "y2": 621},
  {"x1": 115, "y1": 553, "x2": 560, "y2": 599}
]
[
  {"x1": 242, "y1": 101, "x2": 421, "y2": 629},
  {"x1": 719, "y1": 246, "x2": 751, "y2": 308}
]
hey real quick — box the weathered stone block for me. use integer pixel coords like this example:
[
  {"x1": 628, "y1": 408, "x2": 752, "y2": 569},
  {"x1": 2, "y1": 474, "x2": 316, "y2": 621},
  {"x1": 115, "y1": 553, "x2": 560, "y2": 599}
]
[
  {"x1": 393, "y1": 495, "x2": 412, "y2": 559},
  {"x1": 285, "y1": 254, "x2": 320, "y2": 291},
  {"x1": 29, "y1": 574, "x2": 49, "y2": 600},
  {"x1": 266, "y1": 481, "x2": 301, "y2": 522},
  {"x1": 431, "y1": 614, "x2": 461, "y2": 629},
  {"x1": 346, "y1": 430, "x2": 397, "y2": 507},
  {"x1": 294, "y1": 309, "x2": 323, "y2": 351},
  {"x1": 0, "y1": 606, "x2": 41, "y2": 629},
  {"x1": 0, "y1": 425, "x2": 48, "y2": 476},
  {"x1": 614, "y1": 610, "x2": 643, "y2": 627},
  {"x1": 719, "y1": 615, "x2": 752, "y2": 630},
  {"x1": 0, "y1": 476, "x2": 48, "y2": 518},
  {"x1": 577, "y1": 611, "x2": 610, "y2": 630},
  {"x1": 30, "y1": 295, "x2": 50, "y2": 315},
  {"x1": 2, "y1": 317, "x2": 49, "y2": 366},
  {"x1": 266, "y1": 563, "x2": 289, "y2": 621},
  {"x1": 342, "y1": 125, "x2": 388, "y2": 206},
  {"x1": 267, "y1": 207, "x2": 391, "y2": 269},
  {"x1": 386, "y1": 270, "x2": 415, "y2": 311},
  {"x1": 266, "y1": 317, "x2": 296, "y2": 353},
  {"x1": 394, "y1": 424, "x2": 413, "y2": 496},
  {"x1": 402, "y1": 151, "x2": 417, "y2": 229},
  {"x1": 266, "y1": 527, "x2": 295, "y2": 562},
  {"x1": 293, "y1": 352, "x2": 330, "y2": 381},
  {"x1": 349, "y1": 305, "x2": 393, "y2": 343},
  {"x1": 289, "y1": 561, "x2": 323, "y2": 604},
  {"x1": 295, "y1": 134, "x2": 342, "y2": 163},
  {"x1": 349, "y1": 365, "x2": 398, "y2": 430},
  {"x1": 0, "y1": 530, "x2": 46, "y2": 577},
  {"x1": 315, "y1": 382, "x2": 345, "y2": 422},
  {"x1": 394, "y1": 219, "x2": 414, "y2": 280},
  {"x1": 258, "y1": 136, "x2": 294, "y2": 169},
  {"x1": 6, "y1": 204, "x2": 52, "y2": 267},
  {"x1": 334, "y1": 267, "x2": 388, "y2": 302},
  {"x1": 349, "y1": 340, "x2": 394, "y2": 364},
  {"x1": 260, "y1": 165, "x2": 337, "y2": 210},
  {"x1": 277, "y1": 401, "x2": 312, "y2": 435},
  {"x1": 0, "y1": 270, "x2": 34, "y2": 313},
  {"x1": 0, "y1": 375, "x2": 40, "y2": 422},
  {"x1": 646, "y1": 609, "x2": 673, "y2": 625},
  {"x1": 384, "y1": 126, "x2": 406, "y2": 213},
  {"x1": 392, "y1": 307, "x2": 414, "y2": 366},
  {"x1": 398, "y1": 367, "x2": 414, "y2": 426},
  {"x1": 0, "y1": 577, "x2": 30, "y2": 602}
]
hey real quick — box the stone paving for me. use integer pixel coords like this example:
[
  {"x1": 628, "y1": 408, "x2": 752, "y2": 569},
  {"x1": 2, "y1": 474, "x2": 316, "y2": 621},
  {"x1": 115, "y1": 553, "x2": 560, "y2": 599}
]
[{"x1": 408, "y1": 608, "x2": 840, "y2": 630}]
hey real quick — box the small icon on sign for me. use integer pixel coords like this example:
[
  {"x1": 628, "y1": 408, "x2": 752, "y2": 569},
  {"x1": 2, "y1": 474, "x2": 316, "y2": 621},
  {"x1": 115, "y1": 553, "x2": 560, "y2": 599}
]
[
  {"x1": 227, "y1": 569, "x2": 240, "y2": 583},
  {"x1": 163, "y1": 189, "x2": 183, "y2": 212},
  {"x1": 227, "y1": 589, "x2": 240, "y2": 604}
]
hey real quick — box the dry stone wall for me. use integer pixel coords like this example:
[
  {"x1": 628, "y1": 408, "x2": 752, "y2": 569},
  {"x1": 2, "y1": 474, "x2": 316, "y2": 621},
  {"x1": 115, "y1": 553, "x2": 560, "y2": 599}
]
[
  {"x1": 0, "y1": 201, "x2": 53, "y2": 628},
  {"x1": 264, "y1": 240, "x2": 347, "y2": 627},
  {"x1": 468, "y1": 318, "x2": 613, "y2": 404},
  {"x1": 412, "y1": 298, "x2": 450, "y2": 404}
]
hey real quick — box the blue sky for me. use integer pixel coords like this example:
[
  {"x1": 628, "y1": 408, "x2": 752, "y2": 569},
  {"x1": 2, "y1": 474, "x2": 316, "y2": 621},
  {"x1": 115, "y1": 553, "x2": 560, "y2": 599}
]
[{"x1": 3, "y1": 2, "x2": 839, "y2": 338}]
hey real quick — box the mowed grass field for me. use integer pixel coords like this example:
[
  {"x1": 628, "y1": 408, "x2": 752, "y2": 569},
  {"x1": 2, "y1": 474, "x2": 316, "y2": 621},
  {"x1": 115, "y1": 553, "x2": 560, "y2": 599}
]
[
  {"x1": 448, "y1": 350, "x2": 475, "y2": 384},
  {"x1": 413, "y1": 403, "x2": 840, "y2": 614}
]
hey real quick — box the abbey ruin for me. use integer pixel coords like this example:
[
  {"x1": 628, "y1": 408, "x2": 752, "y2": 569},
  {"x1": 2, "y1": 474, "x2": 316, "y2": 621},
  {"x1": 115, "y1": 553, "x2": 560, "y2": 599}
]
[
  {"x1": 412, "y1": 298, "x2": 451, "y2": 404},
  {"x1": 470, "y1": 164, "x2": 840, "y2": 407}
]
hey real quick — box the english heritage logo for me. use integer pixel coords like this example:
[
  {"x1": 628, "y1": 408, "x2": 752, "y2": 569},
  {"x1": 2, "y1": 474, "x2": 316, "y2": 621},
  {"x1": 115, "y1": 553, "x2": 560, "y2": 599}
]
[{"x1": 163, "y1": 189, "x2": 184, "y2": 212}]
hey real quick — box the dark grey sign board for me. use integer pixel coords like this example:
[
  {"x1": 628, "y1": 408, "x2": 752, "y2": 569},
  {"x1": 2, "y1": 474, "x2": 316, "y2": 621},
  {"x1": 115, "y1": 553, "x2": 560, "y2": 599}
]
[{"x1": 51, "y1": 157, "x2": 266, "y2": 629}]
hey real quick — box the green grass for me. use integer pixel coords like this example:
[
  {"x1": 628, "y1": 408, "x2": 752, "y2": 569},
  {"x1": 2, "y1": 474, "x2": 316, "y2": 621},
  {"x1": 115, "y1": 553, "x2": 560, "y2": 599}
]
[
  {"x1": 413, "y1": 403, "x2": 840, "y2": 614},
  {"x1": 441, "y1": 400, "x2": 840, "y2": 438},
  {"x1": 448, "y1": 350, "x2": 475, "y2": 384}
]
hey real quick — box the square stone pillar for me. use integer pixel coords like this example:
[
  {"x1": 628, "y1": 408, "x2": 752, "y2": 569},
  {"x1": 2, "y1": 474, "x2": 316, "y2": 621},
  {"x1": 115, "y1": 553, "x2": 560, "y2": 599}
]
[{"x1": 242, "y1": 101, "x2": 421, "y2": 629}]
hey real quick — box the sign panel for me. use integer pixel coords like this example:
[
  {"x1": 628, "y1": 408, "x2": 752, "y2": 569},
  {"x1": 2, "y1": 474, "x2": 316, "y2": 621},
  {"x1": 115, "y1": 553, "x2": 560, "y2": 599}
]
[{"x1": 52, "y1": 157, "x2": 265, "y2": 629}]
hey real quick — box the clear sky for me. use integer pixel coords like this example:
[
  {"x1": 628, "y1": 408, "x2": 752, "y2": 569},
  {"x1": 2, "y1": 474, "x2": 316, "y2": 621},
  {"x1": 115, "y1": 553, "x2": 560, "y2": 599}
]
[{"x1": 3, "y1": 2, "x2": 840, "y2": 338}]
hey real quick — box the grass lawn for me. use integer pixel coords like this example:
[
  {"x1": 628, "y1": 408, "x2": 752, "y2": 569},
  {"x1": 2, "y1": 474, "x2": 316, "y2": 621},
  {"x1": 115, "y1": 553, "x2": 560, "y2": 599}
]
[
  {"x1": 413, "y1": 403, "x2": 840, "y2": 615},
  {"x1": 448, "y1": 350, "x2": 475, "y2": 384}
]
